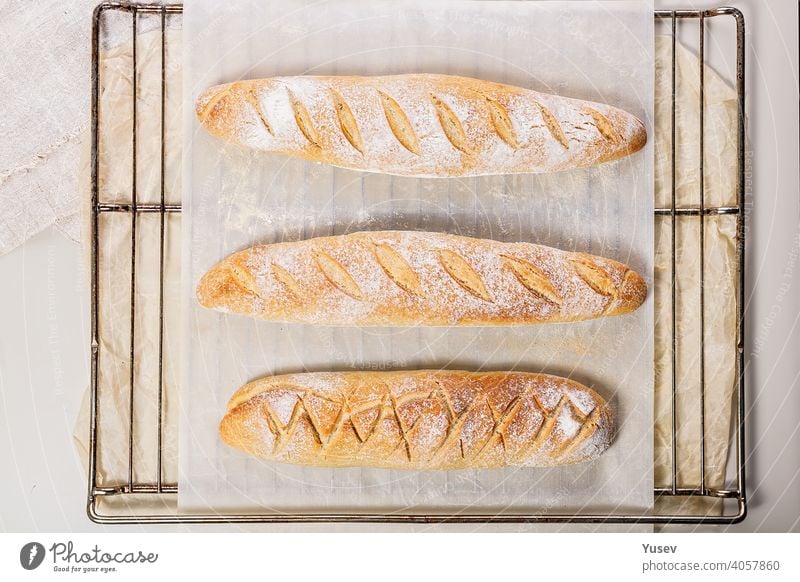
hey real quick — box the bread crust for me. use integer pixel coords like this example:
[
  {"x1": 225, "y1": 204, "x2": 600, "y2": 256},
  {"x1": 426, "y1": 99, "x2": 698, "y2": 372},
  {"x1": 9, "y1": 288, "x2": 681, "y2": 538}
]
[
  {"x1": 196, "y1": 74, "x2": 647, "y2": 177},
  {"x1": 196, "y1": 231, "x2": 647, "y2": 326},
  {"x1": 219, "y1": 370, "x2": 615, "y2": 469}
]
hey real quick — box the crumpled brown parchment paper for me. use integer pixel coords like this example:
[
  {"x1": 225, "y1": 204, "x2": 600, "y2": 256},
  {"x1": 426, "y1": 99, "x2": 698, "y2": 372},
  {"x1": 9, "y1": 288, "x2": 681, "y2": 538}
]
[{"x1": 74, "y1": 31, "x2": 738, "y2": 520}]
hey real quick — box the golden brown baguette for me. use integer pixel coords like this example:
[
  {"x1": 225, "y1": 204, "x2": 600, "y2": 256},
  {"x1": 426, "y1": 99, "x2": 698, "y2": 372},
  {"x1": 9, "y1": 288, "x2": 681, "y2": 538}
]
[
  {"x1": 196, "y1": 231, "x2": 647, "y2": 326},
  {"x1": 219, "y1": 370, "x2": 615, "y2": 469},
  {"x1": 196, "y1": 73, "x2": 647, "y2": 177}
]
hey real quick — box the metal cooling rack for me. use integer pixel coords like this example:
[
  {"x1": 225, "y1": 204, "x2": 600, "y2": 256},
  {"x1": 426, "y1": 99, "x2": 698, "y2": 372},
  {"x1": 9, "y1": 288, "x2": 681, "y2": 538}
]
[{"x1": 89, "y1": 2, "x2": 746, "y2": 524}]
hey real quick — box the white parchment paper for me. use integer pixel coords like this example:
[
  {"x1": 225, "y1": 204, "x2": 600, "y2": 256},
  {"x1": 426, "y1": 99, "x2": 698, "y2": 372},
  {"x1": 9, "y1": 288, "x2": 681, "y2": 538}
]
[{"x1": 181, "y1": 0, "x2": 654, "y2": 515}]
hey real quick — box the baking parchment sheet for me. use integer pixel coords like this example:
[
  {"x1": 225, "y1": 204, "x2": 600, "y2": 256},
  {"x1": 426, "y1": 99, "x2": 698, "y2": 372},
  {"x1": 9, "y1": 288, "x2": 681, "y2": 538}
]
[
  {"x1": 72, "y1": 15, "x2": 740, "y2": 525},
  {"x1": 179, "y1": 0, "x2": 655, "y2": 515},
  {"x1": 70, "y1": 19, "x2": 740, "y2": 527},
  {"x1": 653, "y1": 35, "x2": 739, "y2": 517}
]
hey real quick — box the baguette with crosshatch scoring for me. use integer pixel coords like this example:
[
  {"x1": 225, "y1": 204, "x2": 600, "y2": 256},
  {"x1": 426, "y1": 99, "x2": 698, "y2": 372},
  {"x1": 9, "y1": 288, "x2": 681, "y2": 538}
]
[
  {"x1": 196, "y1": 230, "x2": 647, "y2": 326},
  {"x1": 195, "y1": 73, "x2": 647, "y2": 177},
  {"x1": 219, "y1": 370, "x2": 615, "y2": 469}
]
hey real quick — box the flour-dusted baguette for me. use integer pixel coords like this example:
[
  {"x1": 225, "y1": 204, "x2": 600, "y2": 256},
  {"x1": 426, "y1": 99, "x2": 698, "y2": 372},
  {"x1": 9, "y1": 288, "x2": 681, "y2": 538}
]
[
  {"x1": 220, "y1": 370, "x2": 615, "y2": 469},
  {"x1": 196, "y1": 74, "x2": 647, "y2": 177},
  {"x1": 197, "y1": 231, "x2": 646, "y2": 326}
]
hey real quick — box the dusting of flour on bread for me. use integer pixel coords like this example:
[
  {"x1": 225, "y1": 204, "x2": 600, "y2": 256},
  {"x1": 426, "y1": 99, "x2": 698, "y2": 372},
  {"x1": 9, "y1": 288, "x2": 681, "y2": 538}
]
[
  {"x1": 197, "y1": 230, "x2": 646, "y2": 327},
  {"x1": 197, "y1": 74, "x2": 646, "y2": 177},
  {"x1": 219, "y1": 370, "x2": 614, "y2": 470}
]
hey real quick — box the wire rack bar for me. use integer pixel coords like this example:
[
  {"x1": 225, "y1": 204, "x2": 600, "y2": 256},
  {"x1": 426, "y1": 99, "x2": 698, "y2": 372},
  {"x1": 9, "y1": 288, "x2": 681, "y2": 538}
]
[
  {"x1": 126, "y1": 6, "x2": 138, "y2": 494},
  {"x1": 698, "y1": 11, "x2": 707, "y2": 495},
  {"x1": 669, "y1": 11, "x2": 678, "y2": 495},
  {"x1": 94, "y1": 202, "x2": 740, "y2": 215},
  {"x1": 156, "y1": 6, "x2": 167, "y2": 495},
  {"x1": 731, "y1": 2, "x2": 747, "y2": 518},
  {"x1": 88, "y1": 2, "x2": 747, "y2": 525}
]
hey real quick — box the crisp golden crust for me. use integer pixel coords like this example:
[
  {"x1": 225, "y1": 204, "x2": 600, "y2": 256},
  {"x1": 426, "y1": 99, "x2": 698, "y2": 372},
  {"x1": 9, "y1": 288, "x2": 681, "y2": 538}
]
[
  {"x1": 196, "y1": 231, "x2": 647, "y2": 326},
  {"x1": 195, "y1": 74, "x2": 647, "y2": 177},
  {"x1": 219, "y1": 370, "x2": 615, "y2": 469}
]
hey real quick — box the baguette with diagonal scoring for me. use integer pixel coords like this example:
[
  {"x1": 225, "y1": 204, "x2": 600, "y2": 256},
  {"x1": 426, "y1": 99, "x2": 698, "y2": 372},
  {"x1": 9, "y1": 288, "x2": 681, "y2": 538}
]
[
  {"x1": 219, "y1": 370, "x2": 615, "y2": 469},
  {"x1": 196, "y1": 231, "x2": 647, "y2": 326},
  {"x1": 196, "y1": 74, "x2": 647, "y2": 177}
]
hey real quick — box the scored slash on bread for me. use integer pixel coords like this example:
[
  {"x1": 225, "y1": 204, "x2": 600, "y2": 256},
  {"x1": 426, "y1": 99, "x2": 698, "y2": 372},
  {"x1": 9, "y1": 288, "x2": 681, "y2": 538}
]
[
  {"x1": 219, "y1": 370, "x2": 615, "y2": 470},
  {"x1": 195, "y1": 73, "x2": 647, "y2": 177},
  {"x1": 196, "y1": 231, "x2": 647, "y2": 326}
]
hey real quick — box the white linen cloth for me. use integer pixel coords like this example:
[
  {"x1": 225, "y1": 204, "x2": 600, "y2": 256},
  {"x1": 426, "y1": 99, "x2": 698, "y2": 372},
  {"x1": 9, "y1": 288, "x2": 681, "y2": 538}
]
[{"x1": 0, "y1": 0, "x2": 176, "y2": 255}]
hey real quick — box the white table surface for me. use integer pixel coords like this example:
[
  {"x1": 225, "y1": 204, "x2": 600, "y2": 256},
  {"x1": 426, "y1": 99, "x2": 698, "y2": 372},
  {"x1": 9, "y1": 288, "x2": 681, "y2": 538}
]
[{"x1": 0, "y1": 0, "x2": 797, "y2": 532}]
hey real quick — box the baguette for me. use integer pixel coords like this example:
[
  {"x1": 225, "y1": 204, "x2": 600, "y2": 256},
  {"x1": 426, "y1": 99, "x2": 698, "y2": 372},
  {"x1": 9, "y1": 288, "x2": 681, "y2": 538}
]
[
  {"x1": 219, "y1": 370, "x2": 615, "y2": 469},
  {"x1": 196, "y1": 73, "x2": 647, "y2": 177},
  {"x1": 196, "y1": 231, "x2": 647, "y2": 326}
]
